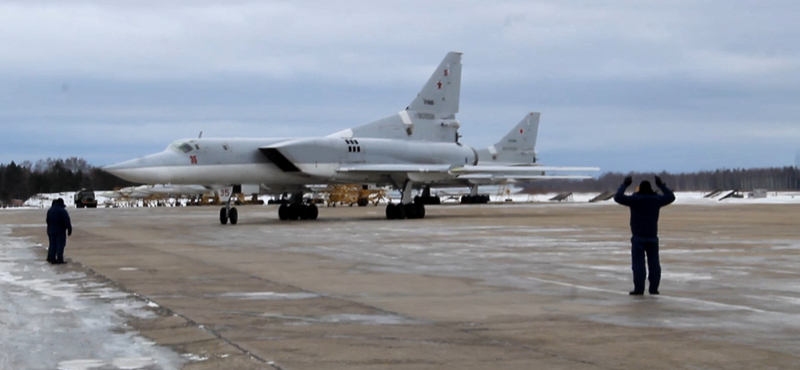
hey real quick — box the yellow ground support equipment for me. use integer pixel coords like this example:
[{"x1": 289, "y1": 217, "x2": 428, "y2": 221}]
[{"x1": 324, "y1": 185, "x2": 386, "y2": 207}]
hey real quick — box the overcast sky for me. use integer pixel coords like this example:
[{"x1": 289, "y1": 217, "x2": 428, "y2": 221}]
[{"x1": 1, "y1": 0, "x2": 799, "y2": 173}]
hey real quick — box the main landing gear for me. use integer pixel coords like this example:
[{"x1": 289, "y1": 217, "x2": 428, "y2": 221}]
[
  {"x1": 277, "y1": 192, "x2": 318, "y2": 221},
  {"x1": 460, "y1": 194, "x2": 490, "y2": 204},
  {"x1": 414, "y1": 186, "x2": 441, "y2": 205},
  {"x1": 385, "y1": 202, "x2": 425, "y2": 220},
  {"x1": 278, "y1": 203, "x2": 319, "y2": 221},
  {"x1": 385, "y1": 180, "x2": 426, "y2": 220}
]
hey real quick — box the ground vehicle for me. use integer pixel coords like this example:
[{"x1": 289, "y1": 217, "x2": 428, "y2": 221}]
[{"x1": 74, "y1": 189, "x2": 98, "y2": 208}]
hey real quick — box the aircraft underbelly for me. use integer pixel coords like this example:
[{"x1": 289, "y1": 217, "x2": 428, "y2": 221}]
[{"x1": 166, "y1": 164, "x2": 299, "y2": 185}]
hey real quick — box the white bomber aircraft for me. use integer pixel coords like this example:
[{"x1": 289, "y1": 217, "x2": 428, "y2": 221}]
[{"x1": 104, "y1": 52, "x2": 598, "y2": 224}]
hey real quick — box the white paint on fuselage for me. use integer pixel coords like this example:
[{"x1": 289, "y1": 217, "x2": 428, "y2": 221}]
[{"x1": 111, "y1": 163, "x2": 308, "y2": 185}]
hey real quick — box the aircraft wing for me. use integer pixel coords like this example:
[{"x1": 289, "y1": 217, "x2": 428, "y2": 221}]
[
  {"x1": 450, "y1": 165, "x2": 600, "y2": 173},
  {"x1": 335, "y1": 164, "x2": 597, "y2": 185},
  {"x1": 337, "y1": 164, "x2": 598, "y2": 175}
]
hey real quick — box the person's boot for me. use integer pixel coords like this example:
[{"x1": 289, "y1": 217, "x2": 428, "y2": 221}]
[
  {"x1": 629, "y1": 290, "x2": 644, "y2": 295},
  {"x1": 649, "y1": 290, "x2": 660, "y2": 295}
]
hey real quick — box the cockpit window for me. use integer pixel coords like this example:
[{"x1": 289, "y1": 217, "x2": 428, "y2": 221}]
[{"x1": 168, "y1": 142, "x2": 194, "y2": 153}]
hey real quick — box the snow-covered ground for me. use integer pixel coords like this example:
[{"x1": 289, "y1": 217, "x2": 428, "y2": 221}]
[
  {"x1": 401, "y1": 189, "x2": 800, "y2": 205},
  {"x1": 501, "y1": 190, "x2": 800, "y2": 205},
  {"x1": 11, "y1": 189, "x2": 800, "y2": 210},
  {"x1": 0, "y1": 225, "x2": 184, "y2": 370}
]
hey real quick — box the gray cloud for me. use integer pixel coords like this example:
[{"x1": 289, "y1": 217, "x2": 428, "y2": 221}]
[{"x1": 1, "y1": 1, "x2": 799, "y2": 172}]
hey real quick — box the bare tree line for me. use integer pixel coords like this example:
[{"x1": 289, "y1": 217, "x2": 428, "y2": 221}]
[
  {"x1": 0, "y1": 158, "x2": 135, "y2": 204},
  {"x1": 523, "y1": 167, "x2": 800, "y2": 193}
]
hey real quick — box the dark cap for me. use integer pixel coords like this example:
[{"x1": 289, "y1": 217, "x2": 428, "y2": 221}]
[{"x1": 638, "y1": 181, "x2": 656, "y2": 195}]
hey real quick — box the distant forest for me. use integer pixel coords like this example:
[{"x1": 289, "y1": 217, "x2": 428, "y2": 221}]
[
  {"x1": 0, "y1": 158, "x2": 136, "y2": 204},
  {"x1": 522, "y1": 167, "x2": 800, "y2": 193},
  {"x1": 2, "y1": 157, "x2": 800, "y2": 204}
]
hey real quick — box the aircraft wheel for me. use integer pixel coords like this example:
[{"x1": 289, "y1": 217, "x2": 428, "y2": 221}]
[
  {"x1": 395, "y1": 204, "x2": 406, "y2": 219},
  {"x1": 386, "y1": 203, "x2": 396, "y2": 220},
  {"x1": 299, "y1": 205, "x2": 310, "y2": 220},
  {"x1": 229, "y1": 207, "x2": 238, "y2": 225},
  {"x1": 308, "y1": 204, "x2": 319, "y2": 220},
  {"x1": 404, "y1": 203, "x2": 415, "y2": 219},
  {"x1": 288, "y1": 204, "x2": 301, "y2": 220},
  {"x1": 219, "y1": 207, "x2": 228, "y2": 225},
  {"x1": 460, "y1": 195, "x2": 468, "y2": 204},
  {"x1": 278, "y1": 204, "x2": 289, "y2": 221},
  {"x1": 416, "y1": 203, "x2": 425, "y2": 219}
]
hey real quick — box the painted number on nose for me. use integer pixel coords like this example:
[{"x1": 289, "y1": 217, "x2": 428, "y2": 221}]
[{"x1": 190, "y1": 155, "x2": 198, "y2": 164}]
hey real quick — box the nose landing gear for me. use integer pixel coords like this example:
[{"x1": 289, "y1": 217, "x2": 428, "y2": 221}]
[{"x1": 219, "y1": 207, "x2": 239, "y2": 225}]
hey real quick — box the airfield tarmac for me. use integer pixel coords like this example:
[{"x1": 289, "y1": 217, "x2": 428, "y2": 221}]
[{"x1": 2, "y1": 202, "x2": 800, "y2": 370}]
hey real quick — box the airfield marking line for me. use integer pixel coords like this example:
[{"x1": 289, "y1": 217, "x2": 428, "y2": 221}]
[{"x1": 525, "y1": 276, "x2": 770, "y2": 313}]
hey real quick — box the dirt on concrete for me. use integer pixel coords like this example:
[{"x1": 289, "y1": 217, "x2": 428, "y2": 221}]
[{"x1": 4, "y1": 202, "x2": 800, "y2": 369}]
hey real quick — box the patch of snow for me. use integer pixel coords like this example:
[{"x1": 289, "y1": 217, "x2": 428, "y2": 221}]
[
  {"x1": 182, "y1": 353, "x2": 209, "y2": 362},
  {"x1": 0, "y1": 225, "x2": 184, "y2": 370},
  {"x1": 112, "y1": 357, "x2": 156, "y2": 369},
  {"x1": 57, "y1": 359, "x2": 107, "y2": 370}
]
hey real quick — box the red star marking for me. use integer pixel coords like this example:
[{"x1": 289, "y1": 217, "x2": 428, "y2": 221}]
[
  {"x1": 444, "y1": 69, "x2": 449, "y2": 76},
  {"x1": 437, "y1": 81, "x2": 442, "y2": 89},
  {"x1": 519, "y1": 129, "x2": 524, "y2": 134}
]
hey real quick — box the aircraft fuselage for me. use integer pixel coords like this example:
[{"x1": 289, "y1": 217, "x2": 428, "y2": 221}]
[{"x1": 105, "y1": 137, "x2": 479, "y2": 188}]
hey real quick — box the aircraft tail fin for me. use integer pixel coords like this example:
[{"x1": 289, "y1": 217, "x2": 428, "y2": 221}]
[
  {"x1": 477, "y1": 112, "x2": 540, "y2": 164},
  {"x1": 407, "y1": 51, "x2": 462, "y2": 119},
  {"x1": 328, "y1": 51, "x2": 463, "y2": 142}
]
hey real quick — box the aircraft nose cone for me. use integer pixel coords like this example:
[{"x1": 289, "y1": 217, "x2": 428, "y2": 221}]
[
  {"x1": 102, "y1": 153, "x2": 172, "y2": 183},
  {"x1": 103, "y1": 158, "x2": 140, "y2": 173}
]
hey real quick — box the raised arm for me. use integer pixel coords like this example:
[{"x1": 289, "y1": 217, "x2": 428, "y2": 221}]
[
  {"x1": 613, "y1": 176, "x2": 634, "y2": 206},
  {"x1": 654, "y1": 176, "x2": 675, "y2": 206}
]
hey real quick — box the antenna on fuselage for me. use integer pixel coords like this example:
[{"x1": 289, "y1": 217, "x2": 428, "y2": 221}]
[{"x1": 198, "y1": 131, "x2": 203, "y2": 138}]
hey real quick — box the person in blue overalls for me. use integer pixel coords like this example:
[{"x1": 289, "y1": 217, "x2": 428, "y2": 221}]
[
  {"x1": 46, "y1": 198, "x2": 72, "y2": 264},
  {"x1": 614, "y1": 176, "x2": 675, "y2": 295}
]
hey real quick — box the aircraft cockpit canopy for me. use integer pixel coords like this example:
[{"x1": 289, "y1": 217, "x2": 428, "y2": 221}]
[{"x1": 168, "y1": 141, "x2": 194, "y2": 153}]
